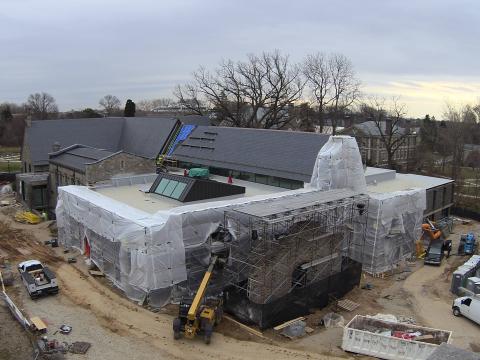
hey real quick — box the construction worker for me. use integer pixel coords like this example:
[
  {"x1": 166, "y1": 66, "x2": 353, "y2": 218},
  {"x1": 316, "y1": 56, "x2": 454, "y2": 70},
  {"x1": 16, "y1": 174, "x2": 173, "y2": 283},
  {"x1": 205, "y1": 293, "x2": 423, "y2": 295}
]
[{"x1": 443, "y1": 239, "x2": 452, "y2": 258}]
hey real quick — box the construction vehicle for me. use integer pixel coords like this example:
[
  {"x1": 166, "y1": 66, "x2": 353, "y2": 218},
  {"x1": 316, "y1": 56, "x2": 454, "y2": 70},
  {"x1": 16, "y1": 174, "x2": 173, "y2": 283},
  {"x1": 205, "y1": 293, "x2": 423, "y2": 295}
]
[
  {"x1": 417, "y1": 220, "x2": 444, "y2": 258},
  {"x1": 459, "y1": 233, "x2": 477, "y2": 255},
  {"x1": 422, "y1": 220, "x2": 443, "y2": 241},
  {"x1": 424, "y1": 239, "x2": 444, "y2": 266},
  {"x1": 173, "y1": 242, "x2": 229, "y2": 344}
]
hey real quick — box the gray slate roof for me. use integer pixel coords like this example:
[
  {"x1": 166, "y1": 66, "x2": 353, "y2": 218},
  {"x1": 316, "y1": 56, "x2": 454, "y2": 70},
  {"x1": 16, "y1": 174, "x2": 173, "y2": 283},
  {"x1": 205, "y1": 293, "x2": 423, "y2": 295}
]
[
  {"x1": 351, "y1": 121, "x2": 407, "y2": 137},
  {"x1": 49, "y1": 145, "x2": 115, "y2": 172},
  {"x1": 172, "y1": 126, "x2": 330, "y2": 182},
  {"x1": 25, "y1": 117, "x2": 178, "y2": 166},
  {"x1": 353, "y1": 120, "x2": 420, "y2": 136},
  {"x1": 177, "y1": 114, "x2": 211, "y2": 126}
]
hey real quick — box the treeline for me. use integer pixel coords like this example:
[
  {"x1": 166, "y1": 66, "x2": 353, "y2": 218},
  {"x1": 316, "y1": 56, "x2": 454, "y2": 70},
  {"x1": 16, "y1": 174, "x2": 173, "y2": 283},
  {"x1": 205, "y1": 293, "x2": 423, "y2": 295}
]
[
  {"x1": 418, "y1": 103, "x2": 480, "y2": 180},
  {"x1": 175, "y1": 51, "x2": 361, "y2": 133}
]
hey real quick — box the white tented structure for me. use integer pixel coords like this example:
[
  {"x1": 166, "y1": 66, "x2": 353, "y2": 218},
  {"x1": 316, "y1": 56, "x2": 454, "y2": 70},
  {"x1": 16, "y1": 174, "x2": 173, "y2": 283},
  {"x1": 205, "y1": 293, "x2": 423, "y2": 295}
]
[
  {"x1": 350, "y1": 189, "x2": 426, "y2": 274},
  {"x1": 309, "y1": 136, "x2": 366, "y2": 192},
  {"x1": 57, "y1": 184, "x2": 322, "y2": 305},
  {"x1": 56, "y1": 135, "x2": 429, "y2": 306}
]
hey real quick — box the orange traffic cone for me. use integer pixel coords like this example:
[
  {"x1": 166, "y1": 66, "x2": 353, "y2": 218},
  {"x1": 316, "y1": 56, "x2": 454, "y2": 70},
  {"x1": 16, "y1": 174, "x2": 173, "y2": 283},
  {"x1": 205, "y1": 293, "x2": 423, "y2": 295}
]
[
  {"x1": 184, "y1": 169, "x2": 188, "y2": 177},
  {"x1": 227, "y1": 175, "x2": 233, "y2": 184}
]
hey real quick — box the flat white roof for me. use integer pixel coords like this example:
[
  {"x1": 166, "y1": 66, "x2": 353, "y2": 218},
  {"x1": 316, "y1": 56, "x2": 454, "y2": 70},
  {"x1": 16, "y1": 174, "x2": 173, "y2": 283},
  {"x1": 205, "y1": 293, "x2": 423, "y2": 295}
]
[
  {"x1": 364, "y1": 167, "x2": 394, "y2": 176},
  {"x1": 367, "y1": 172, "x2": 453, "y2": 194},
  {"x1": 95, "y1": 173, "x2": 288, "y2": 214}
]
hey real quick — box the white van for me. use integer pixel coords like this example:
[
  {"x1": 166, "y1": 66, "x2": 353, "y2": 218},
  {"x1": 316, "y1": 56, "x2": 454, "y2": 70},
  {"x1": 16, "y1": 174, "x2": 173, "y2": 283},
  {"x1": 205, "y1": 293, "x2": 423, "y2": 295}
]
[{"x1": 452, "y1": 296, "x2": 480, "y2": 325}]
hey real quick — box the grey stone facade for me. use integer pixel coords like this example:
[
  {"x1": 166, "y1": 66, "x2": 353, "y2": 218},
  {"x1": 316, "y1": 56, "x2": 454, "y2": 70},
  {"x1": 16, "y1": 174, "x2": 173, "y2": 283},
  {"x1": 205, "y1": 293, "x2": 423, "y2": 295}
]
[
  {"x1": 85, "y1": 152, "x2": 154, "y2": 185},
  {"x1": 49, "y1": 152, "x2": 155, "y2": 209}
]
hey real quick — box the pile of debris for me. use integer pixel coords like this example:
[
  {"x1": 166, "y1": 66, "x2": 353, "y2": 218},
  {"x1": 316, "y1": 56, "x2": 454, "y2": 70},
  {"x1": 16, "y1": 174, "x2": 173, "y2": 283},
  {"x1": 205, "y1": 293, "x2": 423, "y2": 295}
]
[{"x1": 37, "y1": 337, "x2": 91, "y2": 359}]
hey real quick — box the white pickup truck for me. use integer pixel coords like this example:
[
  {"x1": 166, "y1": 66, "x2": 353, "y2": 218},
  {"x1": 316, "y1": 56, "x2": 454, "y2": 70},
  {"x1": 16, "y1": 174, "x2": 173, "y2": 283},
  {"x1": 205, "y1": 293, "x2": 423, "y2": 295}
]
[{"x1": 18, "y1": 260, "x2": 59, "y2": 299}]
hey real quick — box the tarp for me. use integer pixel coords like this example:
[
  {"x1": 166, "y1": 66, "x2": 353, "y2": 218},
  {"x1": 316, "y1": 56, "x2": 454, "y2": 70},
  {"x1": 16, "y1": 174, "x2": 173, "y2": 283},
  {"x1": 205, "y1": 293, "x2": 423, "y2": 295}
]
[
  {"x1": 351, "y1": 188, "x2": 426, "y2": 274},
  {"x1": 56, "y1": 183, "x2": 315, "y2": 305},
  {"x1": 309, "y1": 135, "x2": 366, "y2": 192}
]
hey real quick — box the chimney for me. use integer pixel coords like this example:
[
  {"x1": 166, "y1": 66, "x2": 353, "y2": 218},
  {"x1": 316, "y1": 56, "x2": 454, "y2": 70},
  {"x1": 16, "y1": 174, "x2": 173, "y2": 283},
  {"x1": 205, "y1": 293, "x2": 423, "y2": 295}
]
[
  {"x1": 52, "y1": 142, "x2": 61, "y2": 152},
  {"x1": 405, "y1": 120, "x2": 412, "y2": 134},
  {"x1": 385, "y1": 118, "x2": 392, "y2": 136},
  {"x1": 345, "y1": 115, "x2": 354, "y2": 129}
]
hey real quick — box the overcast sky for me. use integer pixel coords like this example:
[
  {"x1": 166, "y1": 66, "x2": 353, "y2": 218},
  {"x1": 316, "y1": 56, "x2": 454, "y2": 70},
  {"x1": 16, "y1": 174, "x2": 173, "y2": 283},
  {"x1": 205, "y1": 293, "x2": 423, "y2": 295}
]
[{"x1": 1, "y1": 0, "x2": 479, "y2": 118}]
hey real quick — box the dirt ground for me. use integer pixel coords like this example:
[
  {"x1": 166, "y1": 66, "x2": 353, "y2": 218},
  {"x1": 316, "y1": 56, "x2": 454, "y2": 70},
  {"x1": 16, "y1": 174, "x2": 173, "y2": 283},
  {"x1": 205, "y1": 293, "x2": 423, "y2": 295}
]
[
  {"x1": 0, "y1": 301, "x2": 34, "y2": 360},
  {"x1": 1, "y1": 198, "x2": 480, "y2": 359}
]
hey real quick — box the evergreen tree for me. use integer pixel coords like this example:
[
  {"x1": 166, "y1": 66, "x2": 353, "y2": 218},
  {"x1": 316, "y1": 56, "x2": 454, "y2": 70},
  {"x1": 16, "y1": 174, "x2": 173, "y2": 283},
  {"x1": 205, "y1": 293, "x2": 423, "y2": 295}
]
[
  {"x1": 0, "y1": 104, "x2": 13, "y2": 122},
  {"x1": 124, "y1": 99, "x2": 136, "y2": 117}
]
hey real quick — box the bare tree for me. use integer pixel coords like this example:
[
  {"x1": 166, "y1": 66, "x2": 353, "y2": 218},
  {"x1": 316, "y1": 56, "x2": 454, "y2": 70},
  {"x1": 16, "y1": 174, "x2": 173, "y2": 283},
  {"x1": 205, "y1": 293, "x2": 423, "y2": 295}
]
[
  {"x1": 443, "y1": 103, "x2": 472, "y2": 180},
  {"x1": 25, "y1": 92, "x2": 58, "y2": 120},
  {"x1": 137, "y1": 98, "x2": 175, "y2": 112},
  {"x1": 99, "y1": 94, "x2": 121, "y2": 116},
  {"x1": 175, "y1": 51, "x2": 303, "y2": 129},
  {"x1": 173, "y1": 84, "x2": 206, "y2": 115},
  {"x1": 360, "y1": 96, "x2": 410, "y2": 169},
  {"x1": 303, "y1": 53, "x2": 331, "y2": 132},
  {"x1": 328, "y1": 54, "x2": 361, "y2": 134}
]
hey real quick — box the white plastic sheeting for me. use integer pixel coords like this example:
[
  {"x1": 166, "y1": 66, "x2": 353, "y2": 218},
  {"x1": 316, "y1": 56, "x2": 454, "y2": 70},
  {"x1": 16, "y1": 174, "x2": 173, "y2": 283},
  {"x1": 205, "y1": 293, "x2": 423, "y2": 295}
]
[
  {"x1": 309, "y1": 136, "x2": 426, "y2": 274},
  {"x1": 309, "y1": 136, "x2": 366, "y2": 192},
  {"x1": 351, "y1": 188, "x2": 426, "y2": 274},
  {"x1": 56, "y1": 184, "x2": 314, "y2": 305},
  {"x1": 56, "y1": 134, "x2": 428, "y2": 304}
]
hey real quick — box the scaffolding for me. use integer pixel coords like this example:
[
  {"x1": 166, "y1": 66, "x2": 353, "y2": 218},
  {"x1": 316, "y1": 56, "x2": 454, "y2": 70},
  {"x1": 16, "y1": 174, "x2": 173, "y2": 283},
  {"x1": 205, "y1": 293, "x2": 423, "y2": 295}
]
[{"x1": 222, "y1": 189, "x2": 369, "y2": 305}]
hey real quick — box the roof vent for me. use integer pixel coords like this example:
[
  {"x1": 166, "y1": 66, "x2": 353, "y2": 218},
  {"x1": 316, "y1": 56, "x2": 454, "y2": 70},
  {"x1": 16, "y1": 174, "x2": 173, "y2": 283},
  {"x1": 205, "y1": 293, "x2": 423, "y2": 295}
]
[{"x1": 52, "y1": 142, "x2": 61, "y2": 152}]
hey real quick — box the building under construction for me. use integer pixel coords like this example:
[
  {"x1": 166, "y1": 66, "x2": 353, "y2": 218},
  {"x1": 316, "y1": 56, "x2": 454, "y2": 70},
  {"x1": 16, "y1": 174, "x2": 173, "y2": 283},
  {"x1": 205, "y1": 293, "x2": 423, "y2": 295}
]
[
  {"x1": 225, "y1": 190, "x2": 369, "y2": 328},
  {"x1": 55, "y1": 135, "x2": 453, "y2": 328},
  {"x1": 181, "y1": 189, "x2": 369, "y2": 328}
]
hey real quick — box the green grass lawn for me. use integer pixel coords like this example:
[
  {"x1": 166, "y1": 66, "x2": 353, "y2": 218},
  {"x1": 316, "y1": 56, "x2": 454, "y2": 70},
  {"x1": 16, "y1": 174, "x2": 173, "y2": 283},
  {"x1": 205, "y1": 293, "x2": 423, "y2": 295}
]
[
  {"x1": 0, "y1": 146, "x2": 20, "y2": 154},
  {"x1": 0, "y1": 161, "x2": 21, "y2": 172},
  {"x1": 0, "y1": 147, "x2": 21, "y2": 172}
]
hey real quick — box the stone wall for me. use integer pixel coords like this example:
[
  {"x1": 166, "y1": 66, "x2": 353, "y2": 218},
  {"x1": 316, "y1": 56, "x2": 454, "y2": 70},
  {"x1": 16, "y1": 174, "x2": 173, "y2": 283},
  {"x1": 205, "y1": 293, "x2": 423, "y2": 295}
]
[
  {"x1": 48, "y1": 164, "x2": 87, "y2": 209},
  {"x1": 21, "y1": 141, "x2": 31, "y2": 172},
  {"x1": 85, "y1": 152, "x2": 155, "y2": 184}
]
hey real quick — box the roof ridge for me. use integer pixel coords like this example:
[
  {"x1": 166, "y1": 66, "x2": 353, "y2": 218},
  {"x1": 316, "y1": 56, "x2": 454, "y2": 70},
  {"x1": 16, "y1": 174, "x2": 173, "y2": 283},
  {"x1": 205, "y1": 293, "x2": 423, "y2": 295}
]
[{"x1": 199, "y1": 125, "x2": 325, "y2": 136}]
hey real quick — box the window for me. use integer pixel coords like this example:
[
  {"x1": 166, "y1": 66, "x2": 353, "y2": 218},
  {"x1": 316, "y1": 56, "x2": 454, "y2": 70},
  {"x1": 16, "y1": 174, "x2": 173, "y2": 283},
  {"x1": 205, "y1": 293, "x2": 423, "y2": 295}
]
[
  {"x1": 120, "y1": 160, "x2": 125, "y2": 170},
  {"x1": 255, "y1": 174, "x2": 268, "y2": 185},
  {"x1": 171, "y1": 182, "x2": 187, "y2": 199},
  {"x1": 32, "y1": 186, "x2": 47, "y2": 209},
  {"x1": 153, "y1": 178, "x2": 189, "y2": 200},
  {"x1": 163, "y1": 180, "x2": 178, "y2": 196},
  {"x1": 155, "y1": 179, "x2": 169, "y2": 193}
]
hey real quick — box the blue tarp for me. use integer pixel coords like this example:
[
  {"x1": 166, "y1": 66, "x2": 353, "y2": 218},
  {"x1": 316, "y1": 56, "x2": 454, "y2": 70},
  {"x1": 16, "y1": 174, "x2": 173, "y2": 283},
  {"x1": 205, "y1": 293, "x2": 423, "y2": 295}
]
[{"x1": 167, "y1": 125, "x2": 196, "y2": 156}]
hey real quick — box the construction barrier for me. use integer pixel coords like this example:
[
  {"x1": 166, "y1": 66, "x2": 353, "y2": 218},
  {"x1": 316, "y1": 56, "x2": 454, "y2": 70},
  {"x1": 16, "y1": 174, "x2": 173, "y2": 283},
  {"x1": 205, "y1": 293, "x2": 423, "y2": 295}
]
[{"x1": 0, "y1": 272, "x2": 31, "y2": 329}]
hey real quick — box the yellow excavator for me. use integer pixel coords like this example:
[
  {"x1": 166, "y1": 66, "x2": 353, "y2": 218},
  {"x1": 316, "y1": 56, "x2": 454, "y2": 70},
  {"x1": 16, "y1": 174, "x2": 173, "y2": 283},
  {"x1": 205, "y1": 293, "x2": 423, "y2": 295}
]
[
  {"x1": 173, "y1": 242, "x2": 229, "y2": 344},
  {"x1": 417, "y1": 220, "x2": 444, "y2": 258}
]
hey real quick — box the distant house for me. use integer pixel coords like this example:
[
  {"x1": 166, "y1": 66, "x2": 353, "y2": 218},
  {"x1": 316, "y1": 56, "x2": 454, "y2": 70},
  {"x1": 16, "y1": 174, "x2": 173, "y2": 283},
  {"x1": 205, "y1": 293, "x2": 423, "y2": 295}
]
[
  {"x1": 463, "y1": 143, "x2": 480, "y2": 165},
  {"x1": 341, "y1": 120, "x2": 419, "y2": 170}
]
